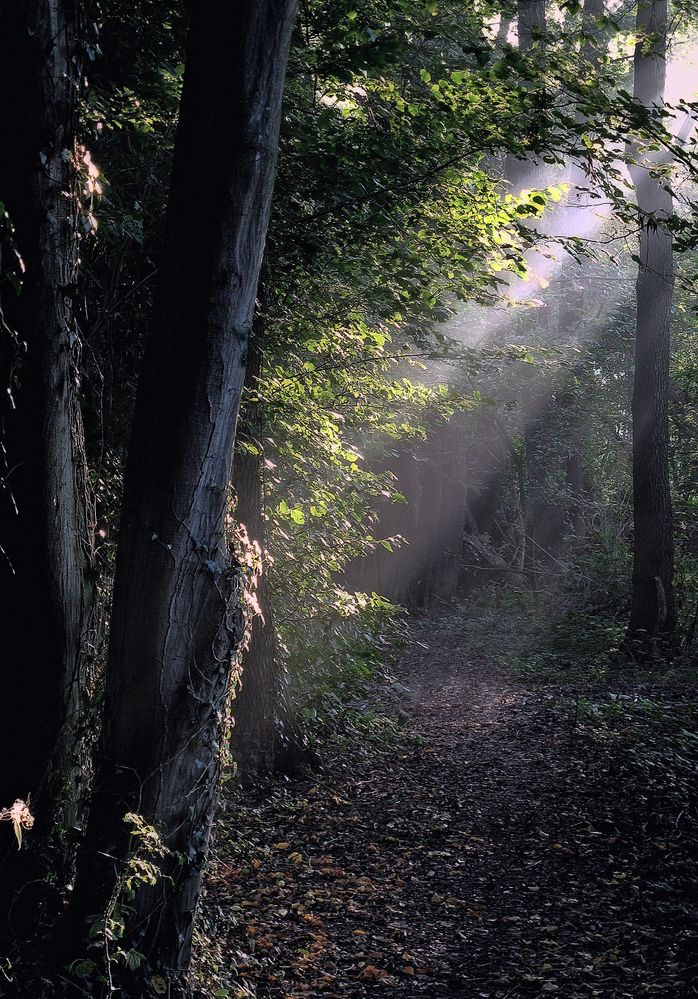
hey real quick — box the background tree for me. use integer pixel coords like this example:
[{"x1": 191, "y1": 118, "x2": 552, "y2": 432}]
[
  {"x1": 626, "y1": 0, "x2": 677, "y2": 647},
  {"x1": 518, "y1": 0, "x2": 547, "y2": 52},
  {"x1": 230, "y1": 314, "x2": 302, "y2": 777}
]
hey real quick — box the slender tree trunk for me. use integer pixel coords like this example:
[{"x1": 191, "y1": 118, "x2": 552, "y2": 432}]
[
  {"x1": 231, "y1": 332, "x2": 301, "y2": 777},
  {"x1": 626, "y1": 0, "x2": 676, "y2": 646},
  {"x1": 0, "y1": 0, "x2": 90, "y2": 899},
  {"x1": 65, "y1": 1, "x2": 297, "y2": 989}
]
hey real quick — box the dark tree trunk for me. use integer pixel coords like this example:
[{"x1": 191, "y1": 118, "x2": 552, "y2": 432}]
[
  {"x1": 230, "y1": 333, "x2": 301, "y2": 777},
  {"x1": 0, "y1": 0, "x2": 89, "y2": 887},
  {"x1": 65, "y1": 1, "x2": 297, "y2": 989},
  {"x1": 517, "y1": 0, "x2": 546, "y2": 52},
  {"x1": 626, "y1": 0, "x2": 676, "y2": 646}
]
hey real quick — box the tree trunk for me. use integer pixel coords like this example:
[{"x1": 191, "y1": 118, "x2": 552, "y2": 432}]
[
  {"x1": 580, "y1": 0, "x2": 605, "y2": 62},
  {"x1": 495, "y1": 9, "x2": 513, "y2": 47},
  {"x1": 65, "y1": 1, "x2": 297, "y2": 989},
  {"x1": 626, "y1": 0, "x2": 676, "y2": 646},
  {"x1": 230, "y1": 332, "x2": 301, "y2": 777},
  {"x1": 567, "y1": 0, "x2": 606, "y2": 196},
  {"x1": 517, "y1": 0, "x2": 546, "y2": 52},
  {"x1": 423, "y1": 417, "x2": 467, "y2": 603},
  {"x1": 0, "y1": 0, "x2": 90, "y2": 900},
  {"x1": 506, "y1": 1, "x2": 547, "y2": 196}
]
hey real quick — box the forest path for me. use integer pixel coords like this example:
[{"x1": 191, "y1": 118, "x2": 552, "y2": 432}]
[{"x1": 200, "y1": 616, "x2": 688, "y2": 999}]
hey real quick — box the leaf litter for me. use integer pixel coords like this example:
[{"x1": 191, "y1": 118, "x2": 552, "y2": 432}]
[{"x1": 196, "y1": 617, "x2": 698, "y2": 998}]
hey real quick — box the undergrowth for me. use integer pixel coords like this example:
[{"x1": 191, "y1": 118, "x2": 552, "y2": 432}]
[
  {"x1": 286, "y1": 592, "x2": 410, "y2": 748},
  {"x1": 449, "y1": 580, "x2": 698, "y2": 685}
]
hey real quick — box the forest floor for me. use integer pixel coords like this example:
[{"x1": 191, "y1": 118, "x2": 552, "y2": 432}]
[{"x1": 198, "y1": 614, "x2": 698, "y2": 999}]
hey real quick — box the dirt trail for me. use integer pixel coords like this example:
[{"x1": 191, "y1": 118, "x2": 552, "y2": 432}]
[{"x1": 200, "y1": 618, "x2": 694, "y2": 999}]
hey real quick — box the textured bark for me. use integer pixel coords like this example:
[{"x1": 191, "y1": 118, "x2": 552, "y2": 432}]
[
  {"x1": 517, "y1": 0, "x2": 546, "y2": 52},
  {"x1": 0, "y1": 0, "x2": 89, "y2": 870},
  {"x1": 66, "y1": 1, "x2": 297, "y2": 987},
  {"x1": 626, "y1": 0, "x2": 676, "y2": 645},
  {"x1": 231, "y1": 335, "x2": 300, "y2": 776}
]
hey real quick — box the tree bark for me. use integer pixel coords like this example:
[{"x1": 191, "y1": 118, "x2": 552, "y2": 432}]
[
  {"x1": 626, "y1": 0, "x2": 677, "y2": 646},
  {"x1": 65, "y1": 1, "x2": 297, "y2": 988},
  {"x1": 517, "y1": 0, "x2": 546, "y2": 52},
  {"x1": 0, "y1": 0, "x2": 90, "y2": 888},
  {"x1": 230, "y1": 331, "x2": 301, "y2": 777}
]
